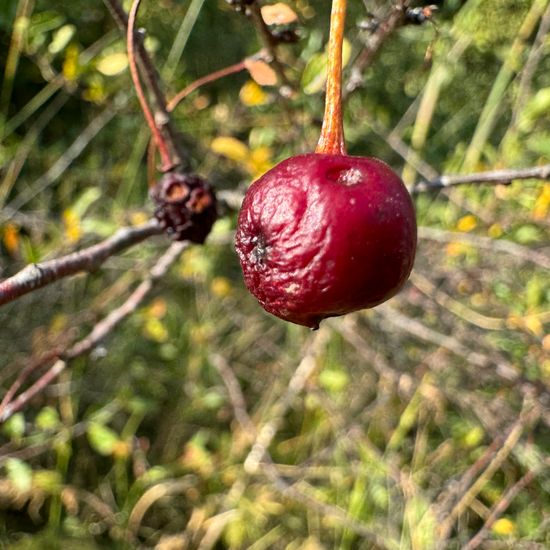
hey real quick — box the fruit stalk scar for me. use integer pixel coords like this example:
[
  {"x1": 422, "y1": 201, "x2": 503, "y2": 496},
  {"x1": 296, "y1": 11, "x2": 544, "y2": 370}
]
[{"x1": 316, "y1": 0, "x2": 347, "y2": 156}]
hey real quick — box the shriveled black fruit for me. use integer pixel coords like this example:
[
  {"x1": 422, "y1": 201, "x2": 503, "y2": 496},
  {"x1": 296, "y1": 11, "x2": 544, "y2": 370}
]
[{"x1": 150, "y1": 172, "x2": 217, "y2": 243}]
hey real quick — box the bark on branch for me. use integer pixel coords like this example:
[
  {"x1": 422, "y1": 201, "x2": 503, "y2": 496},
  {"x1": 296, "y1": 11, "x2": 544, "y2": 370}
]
[
  {"x1": 413, "y1": 163, "x2": 550, "y2": 192},
  {"x1": 0, "y1": 220, "x2": 162, "y2": 307}
]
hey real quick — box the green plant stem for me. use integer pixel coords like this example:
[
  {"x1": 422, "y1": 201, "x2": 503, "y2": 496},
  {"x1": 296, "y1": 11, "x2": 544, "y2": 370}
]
[
  {"x1": 0, "y1": 0, "x2": 34, "y2": 136},
  {"x1": 162, "y1": 0, "x2": 205, "y2": 82},
  {"x1": 463, "y1": 0, "x2": 549, "y2": 171}
]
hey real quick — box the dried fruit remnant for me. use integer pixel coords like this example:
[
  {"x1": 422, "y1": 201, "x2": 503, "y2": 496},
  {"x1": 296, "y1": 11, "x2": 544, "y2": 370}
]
[{"x1": 151, "y1": 172, "x2": 217, "y2": 243}]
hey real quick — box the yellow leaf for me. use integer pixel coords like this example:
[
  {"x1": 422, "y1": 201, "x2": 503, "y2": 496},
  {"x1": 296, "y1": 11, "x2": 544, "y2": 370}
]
[
  {"x1": 193, "y1": 94, "x2": 210, "y2": 110},
  {"x1": 211, "y1": 136, "x2": 250, "y2": 163},
  {"x1": 261, "y1": 3, "x2": 298, "y2": 25},
  {"x1": 532, "y1": 183, "x2": 550, "y2": 220},
  {"x1": 210, "y1": 277, "x2": 232, "y2": 298},
  {"x1": 96, "y1": 52, "x2": 128, "y2": 76},
  {"x1": 130, "y1": 211, "x2": 149, "y2": 225},
  {"x1": 50, "y1": 314, "x2": 68, "y2": 334},
  {"x1": 62, "y1": 44, "x2": 81, "y2": 82},
  {"x1": 247, "y1": 145, "x2": 273, "y2": 178},
  {"x1": 239, "y1": 80, "x2": 269, "y2": 106},
  {"x1": 524, "y1": 315, "x2": 543, "y2": 337},
  {"x1": 244, "y1": 58, "x2": 277, "y2": 86},
  {"x1": 488, "y1": 223, "x2": 503, "y2": 238},
  {"x1": 506, "y1": 314, "x2": 522, "y2": 330},
  {"x1": 112, "y1": 440, "x2": 131, "y2": 459},
  {"x1": 82, "y1": 75, "x2": 106, "y2": 104},
  {"x1": 146, "y1": 298, "x2": 167, "y2": 320},
  {"x1": 491, "y1": 518, "x2": 515, "y2": 536},
  {"x1": 446, "y1": 242, "x2": 470, "y2": 257},
  {"x1": 3, "y1": 224, "x2": 20, "y2": 255},
  {"x1": 63, "y1": 209, "x2": 81, "y2": 243},
  {"x1": 456, "y1": 214, "x2": 477, "y2": 232},
  {"x1": 143, "y1": 318, "x2": 168, "y2": 343}
]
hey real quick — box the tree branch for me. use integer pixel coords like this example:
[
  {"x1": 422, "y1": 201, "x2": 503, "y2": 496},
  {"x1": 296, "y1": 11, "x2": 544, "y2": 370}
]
[
  {"x1": 0, "y1": 241, "x2": 187, "y2": 422},
  {"x1": 0, "y1": 220, "x2": 162, "y2": 307},
  {"x1": 413, "y1": 163, "x2": 550, "y2": 192},
  {"x1": 102, "y1": 0, "x2": 187, "y2": 168},
  {"x1": 127, "y1": 0, "x2": 173, "y2": 171},
  {"x1": 344, "y1": 1, "x2": 410, "y2": 97},
  {"x1": 462, "y1": 468, "x2": 538, "y2": 550}
]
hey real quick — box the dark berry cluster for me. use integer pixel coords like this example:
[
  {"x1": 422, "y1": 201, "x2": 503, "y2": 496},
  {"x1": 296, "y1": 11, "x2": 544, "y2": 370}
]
[{"x1": 150, "y1": 172, "x2": 217, "y2": 243}]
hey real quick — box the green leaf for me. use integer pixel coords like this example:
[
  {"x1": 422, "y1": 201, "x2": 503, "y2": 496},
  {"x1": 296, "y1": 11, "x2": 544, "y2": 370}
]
[
  {"x1": 319, "y1": 367, "x2": 349, "y2": 394},
  {"x1": 71, "y1": 187, "x2": 102, "y2": 219},
  {"x1": 36, "y1": 406, "x2": 60, "y2": 431},
  {"x1": 2, "y1": 412, "x2": 25, "y2": 440},
  {"x1": 301, "y1": 38, "x2": 351, "y2": 95},
  {"x1": 519, "y1": 87, "x2": 550, "y2": 132},
  {"x1": 87, "y1": 422, "x2": 120, "y2": 456},
  {"x1": 48, "y1": 24, "x2": 76, "y2": 55},
  {"x1": 5, "y1": 458, "x2": 33, "y2": 492}
]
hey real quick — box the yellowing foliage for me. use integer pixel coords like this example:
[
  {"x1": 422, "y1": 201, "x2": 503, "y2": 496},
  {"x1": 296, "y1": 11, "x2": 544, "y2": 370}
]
[
  {"x1": 488, "y1": 223, "x2": 503, "y2": 238},
  {"x1": 491, "y1": 518, "x2": 515, "y2": 536},
  {"x1": 260, "y1": 3, "x2": 298, "y2": 25},
  {"x1": 211, "y1": 136, "x2": 273, "y2": 178},
  {"x1": 239, "y1": 80, "x2": 269, "y2": 106},
  {"x1": 244, "y1": 59, "x2": 277, "y2": 86},
  {"x1": 211, "y1": 136, "x2": 249, "y2": 163},
  {"x1": 532, "y1": 183, "x2": 550, "y2": 220},
  {"x1": 62, "y1": 209, "x2": 82, "y2": 243},
  {"x1": 96, "y1": 52, "x2": 128, "y2": 76},
  {"x1": 210, "y1": 277, "x2": 232, "y2": 298},
  {"x1": 456, "y1": 214, "x2": 477, "y2": 232},
  {"x1": 62, "y1": 44, "x2": 81, "y2": 81},
  {"x1": 3, "y1": 224, "x2": 20, "y2": 255}
]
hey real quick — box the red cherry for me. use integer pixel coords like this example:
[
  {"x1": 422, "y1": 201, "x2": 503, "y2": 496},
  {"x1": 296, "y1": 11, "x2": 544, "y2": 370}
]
[{"x1": 235, "y1": 153, "x2": 417, "y2": 328}]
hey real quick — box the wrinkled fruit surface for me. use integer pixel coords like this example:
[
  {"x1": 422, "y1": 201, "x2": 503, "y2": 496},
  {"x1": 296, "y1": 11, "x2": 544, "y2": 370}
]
[
  {"x1": 235, "y1": 153, "x2": 417, "y2": 328},
  {"x1": 151, "y1": 172, "x2": 217, "y2": 243}
]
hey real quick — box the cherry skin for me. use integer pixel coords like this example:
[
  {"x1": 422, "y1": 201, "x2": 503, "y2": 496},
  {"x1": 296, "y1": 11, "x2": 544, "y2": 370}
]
[{"x1": 235, "y1": 153, "x2": 417, "y2": 328}]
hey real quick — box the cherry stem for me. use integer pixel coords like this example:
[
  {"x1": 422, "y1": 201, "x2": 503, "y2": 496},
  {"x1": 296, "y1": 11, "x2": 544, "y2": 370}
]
[
  {"x1": 166, "y1": 60, "x2": 247, "y2": 112},
  {"x1": 127, "y1": 0, "x2": 173, "y2": 172},
  {"x1": 316, "y1": 0, "x2": 347, "y2": 156}
]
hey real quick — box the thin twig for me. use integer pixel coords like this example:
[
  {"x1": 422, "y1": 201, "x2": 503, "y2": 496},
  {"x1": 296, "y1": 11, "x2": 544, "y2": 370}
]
[
  {"x1": 166, "y1": 60, "x2": 247, "y2": 113},
  {"x1": 462, "y1": 469, "x2": 538, "y2": 550},
  {"x1": 436, "y1": 402, "x2": 538, "y2": 547},
  {"x1": 243, "y1": 327, "x2": 330, "y2": 474},
  {"x1": 418, "y1": 226, "x2": 550, "y2": 270},
  {"x1": 0, "y1": 348, "x2": 64, "y2": 414},
  {"x1": 345, "y1": 1, "x2": 409, "y2": 97},
  {"x1": 127, "y1": 0, "x2": 173, "y2": 171},
  {"x1": 102, "y1": 0, "x2": 186, "y2": 168},
  {"x1": 434, "y1": 423, "x2": 523, "y2": 525},
  {"x1": 510, "y1": 2, "x2": 550, "y2": 128},
  {"x1": 147, "y1": 58, "x2": 248, "y2": 183},
  {"x1": 210, "y1": 349, "x2": 392, "y2": 549},
  {"x1": 0, "y1": 220, "x2": 162, "y2": 307},
  {"x1": 3, "y1": 100, "x2": 124, "y2": 219},
  {"x1": 413, "y1": 163, "x2": 550, "y2": 192},
  {"x1": 0, "y1": 242, "x2": 186, "y2": 422},
  {"x1": 376, "y1": 305, "x2": 550, "y2": 422}
]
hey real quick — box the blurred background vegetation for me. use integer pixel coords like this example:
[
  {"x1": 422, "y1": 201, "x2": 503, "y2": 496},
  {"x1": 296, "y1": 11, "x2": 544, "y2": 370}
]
[{"x1": 1, "y1": 0, "x2": 550, "y2": 548}]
